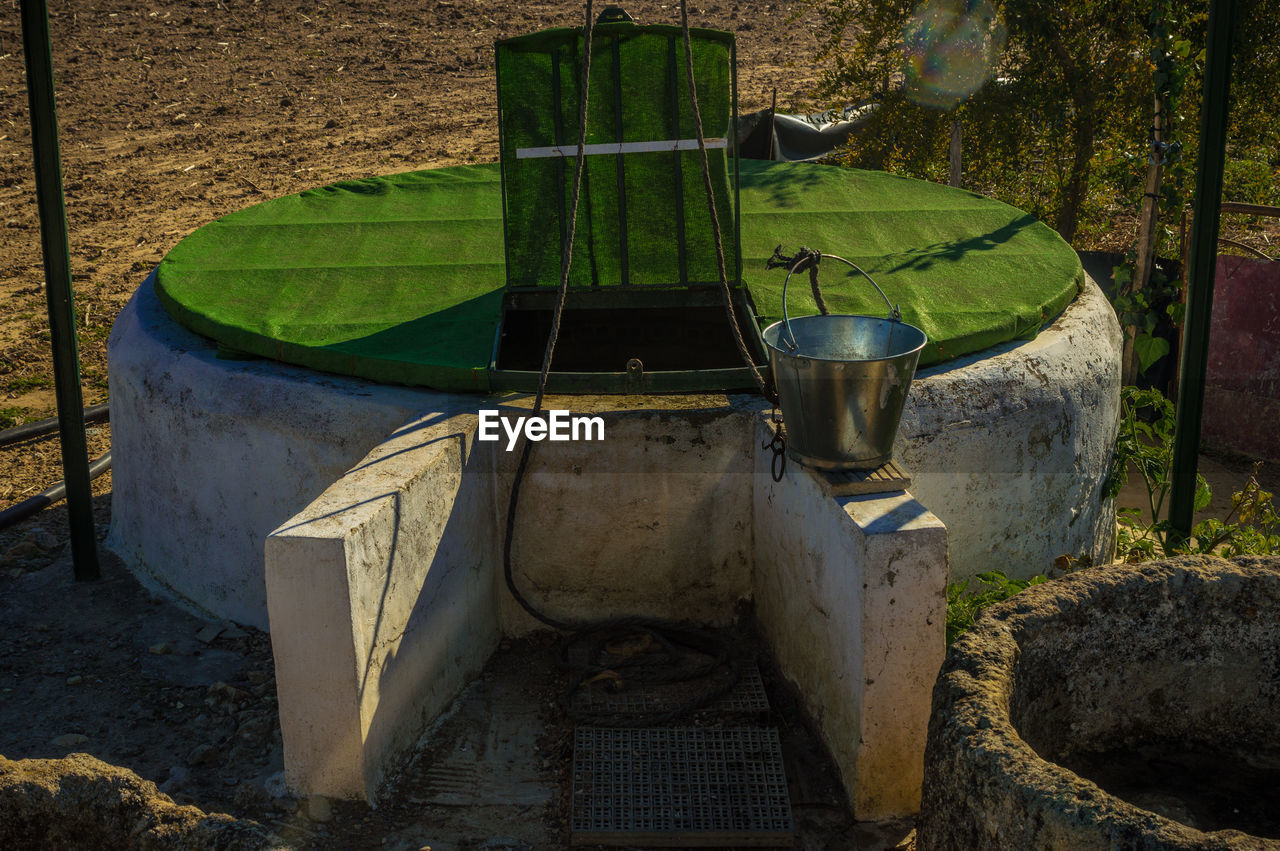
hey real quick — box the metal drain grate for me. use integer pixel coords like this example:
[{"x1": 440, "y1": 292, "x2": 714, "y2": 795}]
[
  {"x1": 571, "y1": 727, "x2": 795, "y2": 847},
  {"x1": 570, "y1": 660, "x2": 770, "y2": 719}
]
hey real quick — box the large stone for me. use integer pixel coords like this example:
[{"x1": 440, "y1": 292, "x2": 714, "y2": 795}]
[
  {"x1": 919, "y1": 555, "x2": 1280, "y2": 850},
  {"x1": 0, "y1": 752, "x2": 282, "y2": 849}
]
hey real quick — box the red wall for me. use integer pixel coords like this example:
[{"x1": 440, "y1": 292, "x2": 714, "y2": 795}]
[{"x1": 1203, "y1": 255, "x2": 1280, "y2": 462}]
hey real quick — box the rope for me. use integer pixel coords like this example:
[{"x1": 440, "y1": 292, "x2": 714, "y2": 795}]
[
  {"x1": 499, "y1": 2, "x2": 740, "y2": 724},
  {"x1": 766, "y1": 244, "x2": 828, "y2": 315},
  {"x1": 679, "y1": 0, "x2": 778, "y2": 406}
]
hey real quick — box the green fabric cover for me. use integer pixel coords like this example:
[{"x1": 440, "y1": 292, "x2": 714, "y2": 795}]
[
  {"x1": 496, "y1": 21, "x2": 739, "y2": 289},
  {"x1": 154, "y1": 160, "x2": 1083, "y2": 392}
]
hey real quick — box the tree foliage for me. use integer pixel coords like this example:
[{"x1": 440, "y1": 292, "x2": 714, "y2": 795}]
[{"x1": 802, "y1": 0, "x2": 1280, "y2": 247}]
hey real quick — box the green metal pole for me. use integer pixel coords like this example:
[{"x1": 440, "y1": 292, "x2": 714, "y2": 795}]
[
  {"x1": 1168, "y1": 0, "x2": 1237, "y2": 543},
  {"x1": 20, "y1": 0, "x2": 100, "y2": 580}
]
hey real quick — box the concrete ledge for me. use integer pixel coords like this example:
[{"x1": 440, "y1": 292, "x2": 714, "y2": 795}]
[
  {"x1": 754, "y1": 418, "x2": 947, "y2": 820},
  {"x1": 265, "y1": 411, "x2": 500, "y2": 802},
  {"x1": 266, "y1": 408, "x2": 948, "y2": 815}
]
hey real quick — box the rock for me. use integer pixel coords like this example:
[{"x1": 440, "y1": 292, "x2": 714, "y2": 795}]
[
  {"x1": 236, "y1": 713, "x2": 274, "y2": 746},
  {"x1": 262, "y1": 770, "x2": 289, "y2": 799},
  {"x1": 65, "y1": 675, "x2": 83, "y2": 685},
  {"x1": 26, "y1": 529, "x2": 59, "y2": 552},
  {"x1": 304, "y1": 794, "x2": 332, "y2": 823},
  {"x1": 271, "y1": 796, "x2": 297, "y2": 814},
  {"x1": 145, "y1": 647, "x2": 244, "y2": 687},
  {"x1": 221, "y1": 625, "x2": 250, "y2": 640},
  {"x1": 207, "y1": 681, "x2": 248, "y2": 707},
  {"x1": 1, "y1": 540, "x2": 42, "y2": 564},
  {"x1": 0, "y1": 753, "x2": 280, "y2": 848},
  {"x1": 195, "y1": 624, "x2": 224, "y2": 644},
  {"x1": 159, "y1": 765, "x2": 191, "y2": 794},
  {"x1": 479, "y1": 838, "x2": 532, "y2": 850},
  {"x1": 225, "y1": 742, "x2": 259, "y2": 767},
  {"x1": 148, "y1": 642, "x2": 170, "y2": 656},
  {"x1": 187, "y1": 743, "x2": 220, "y2": 766},
  {"x1": 50, "y1": 734, "x2": 88, "y2": 749},
  {"x1": 233, "y1": 781, "x2": 269, "y2": 810}
]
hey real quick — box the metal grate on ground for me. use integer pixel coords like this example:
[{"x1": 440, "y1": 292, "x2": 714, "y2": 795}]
[
  {"x1": 570, "y1": 659, "x2": 770, "y2": 719},
  {"x1": 571, "y1": 726, "x2": 795, "y2": 847}
]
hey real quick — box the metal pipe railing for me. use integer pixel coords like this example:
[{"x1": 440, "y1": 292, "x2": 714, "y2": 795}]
[
  {"x1": 19, "y1": 0, "x2": 99, "y2": 579},
  {"x1": 1168, "y1": 0, "x2": 1239, "y2": 544}
]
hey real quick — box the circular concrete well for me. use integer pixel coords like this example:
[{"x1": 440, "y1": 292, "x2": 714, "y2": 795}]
[
  {"x1": 920, "y1": 555, "x2": 1280, "y2": 850},
  {"x1": 106, "y1": 161, "x2": 1120, "y2": 628}
]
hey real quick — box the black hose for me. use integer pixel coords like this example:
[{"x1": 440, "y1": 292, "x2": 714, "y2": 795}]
[
  {"x1": 0, "y1": 402, "x2": 110, "y2": 448},
  {"x1": 0, "y1": 450, "x2": 111, "y2": 531}
]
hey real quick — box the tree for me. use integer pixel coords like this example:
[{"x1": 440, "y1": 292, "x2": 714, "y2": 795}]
[
  {"x1": 802, "y1": 0, "x2": 1279, "y2": 241},
  {"x1": 805, "y1": 0, "x2": 1170, "y2": 243}
]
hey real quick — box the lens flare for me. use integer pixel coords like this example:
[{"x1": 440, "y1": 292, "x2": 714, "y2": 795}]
[{"x1": 902, "y1": 0, "x2": 1006, "y2": 110}]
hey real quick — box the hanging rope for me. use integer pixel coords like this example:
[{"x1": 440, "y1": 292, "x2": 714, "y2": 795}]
[
  {"x1": 766, "y1": 244, "x2": 827, "y2": 315},
  {"x1": 499, "y1": 3, "x2": 740, "y2": 724},
  {"x1": 678, "y1": 0, "x2": 778, "y2": 407}
]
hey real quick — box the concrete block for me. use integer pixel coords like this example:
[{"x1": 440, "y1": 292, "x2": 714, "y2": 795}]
[
  {"x1": 266, "y1": 411, "x2": 500, "y2": 801},
  {"x1": 753, "y1": 417, "x2": 947, "y2": 820}
]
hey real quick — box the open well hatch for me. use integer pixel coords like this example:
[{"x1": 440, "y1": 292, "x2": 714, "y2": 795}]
[{"x1": 491, "y1": 10, "x2": 769, "y2": 393}]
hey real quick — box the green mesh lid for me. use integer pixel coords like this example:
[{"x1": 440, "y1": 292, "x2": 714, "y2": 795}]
[{"x1": 496, "y1": 17, "x2": 740, "y2": 290}]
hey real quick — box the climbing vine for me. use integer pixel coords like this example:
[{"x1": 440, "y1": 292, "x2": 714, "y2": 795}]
[{"x1": 1111, "y1": 0, "x2": 1202, "y2": 377}]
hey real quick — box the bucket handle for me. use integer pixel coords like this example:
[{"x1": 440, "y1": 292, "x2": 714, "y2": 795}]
[{"x1": 779, "y1": 253, "x2": 901, "y2": 352}]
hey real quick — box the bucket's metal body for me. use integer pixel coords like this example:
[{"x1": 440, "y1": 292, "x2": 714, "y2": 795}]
[
  {"x1": 761, "y1": 254, "x2": 927, "y2": 471},
  {"x1": 763, "y1": 315, "x2": 926, "y2": 470}
]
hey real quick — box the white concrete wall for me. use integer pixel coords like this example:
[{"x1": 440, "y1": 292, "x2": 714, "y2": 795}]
[
  {"x1": 753, "y1": 418, "x2": 948, "y2": 820},
  {"x1": 106, "y1": 278, "x2": 430, "y2": 628},
  {"x1": 493, "y1": 403, "x2": 757, "y2": 633},
  {"x1": 265, "y1": 411, "x2": 500, "y2": 801},
  {"x1": 897, "y1": 277, "x2": 1121, "y2": 580}
]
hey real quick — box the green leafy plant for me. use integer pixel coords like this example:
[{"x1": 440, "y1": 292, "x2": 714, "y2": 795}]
[
  {"x1": 946, "y1": 570, "x2": 1047, "y2": 644},
  {"x1": 0, "y1": 406, "x2": 24, "y2": 430},
  {"x1": 4, "y1": 376, "x2": 52, "y2": 394},
  {"x1": 1111, "y1": 261, "x2": 1183, "y2": 374},
  {"x1": 1107, "y1": 385, "x2": 1280, "y2": 561}
]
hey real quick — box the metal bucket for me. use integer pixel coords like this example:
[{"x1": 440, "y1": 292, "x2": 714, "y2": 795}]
[{"x1": 762, "y1": 255, "x2": 927, "y2": 471}]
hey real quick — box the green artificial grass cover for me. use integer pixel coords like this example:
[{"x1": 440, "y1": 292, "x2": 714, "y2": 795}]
[
  {"x1": 496, "y1": 21, "x2": 740, "y2": 290},
  {"x1": 155, "y1": 160, "x2": 1083, "y2": 392}
]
